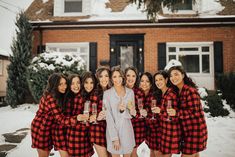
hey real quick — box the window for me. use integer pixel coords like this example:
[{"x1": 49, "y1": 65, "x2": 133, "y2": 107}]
[
  {"x1": 64, "y1": 0, "x2": 82, "y2": 13},
  {"x1": 166, "y1": 42, "x2": 213, "y2": 74},
  {"x1": 0, "y1": 60, "x2": 3, "y2": 75},
  {"x1": 175, "y1": 0, "x2": 192, "y2": 10},
  {"x1": 46, "y1": 43, "x2": 89, "y2": 71}
]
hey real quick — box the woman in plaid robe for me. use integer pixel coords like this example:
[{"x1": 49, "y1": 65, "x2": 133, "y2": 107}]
[
  {"x1": 31, "y1": 73, "x2": 78, "y2": 157},
  {"x1": 169, "y1": 66, "x2": 208, "y2": 157},
  {"x1": 139, "y1": 72, "x2": 162, "y2": 157},
  {"x1": 66, "y1": 74, "x2": 94, "y2": 157},
  {"x1": 153, "y1": 70, "x2": 181, "y2": 156},
  {"x1": 89, "y1": 66, "x2": 111, "y2": 157},
  {"x1": 124, "y1": 67, "x2": 146, "y2": 157}
]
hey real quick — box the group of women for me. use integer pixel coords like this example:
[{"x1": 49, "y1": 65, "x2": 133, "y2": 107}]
[{"x1": 31, "y1": 65, "x2": 208, "y2": 157}]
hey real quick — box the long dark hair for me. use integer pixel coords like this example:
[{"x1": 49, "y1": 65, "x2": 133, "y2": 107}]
[
  {"x1": 81, "y1": 71, "x2": 97, "y2": 100},
  {"x1": 124, "y1": 66, "x2": 139, "y2": 88},
  {"x1": 95, "y1": 66, "x2": 111, "y2": 99},
  {"x1": 139, "y1": 72, "x2": 153, "y2": 92},
  {"x1": 110, "y1": 65, "x2": 126, "y2": 86},
  {"x1": 43, "y1": 73, "x2": 67, "y2": 108},
  {"x1": 168, "y1": 66, "x2": 197, "y2": 88}
]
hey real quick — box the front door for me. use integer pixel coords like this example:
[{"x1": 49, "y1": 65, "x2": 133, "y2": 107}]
[{"x1": 110, "y1": 34, "x2": 144, "y2": 74}]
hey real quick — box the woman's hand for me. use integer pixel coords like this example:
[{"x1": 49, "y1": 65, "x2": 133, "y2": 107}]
[
  {"x1": 97, "y1": 111, "x2": 106, "y2": 121},
  {"x1": 112, "y1": 140, "x2": 120, "y2": 151},
  {"x1": 167, "y1": 108, "x2": 176, "y2": 116},
  {"x1": 89, "y1": 114, "x2": 97, "y2": 123},
  {"x1": 140, "y1": 109, "x2": 147, "y2": 117},
  {"x1": 77, "y1": 114, "x2": 89, "y2": 121},
  {"x1": 130, "y1": 108, "x2": 137, "y2": 117},
  {"x1": 151, "y1": 106, "x2": 161, "y2": 114}
]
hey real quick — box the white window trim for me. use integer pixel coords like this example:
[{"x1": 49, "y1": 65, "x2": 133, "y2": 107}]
[
  {"x1": 166, "y1": 42, "x2": 214, "y2": 76},
  {"x1": 54, "y1": 0, "x2": 90, "y2": 17},
  {"x1": 46, "y1": 42, "x2": 90, "y2": 71},
  {"x1": 162, "y1": 0, "x2": 200, "y2": 15}
]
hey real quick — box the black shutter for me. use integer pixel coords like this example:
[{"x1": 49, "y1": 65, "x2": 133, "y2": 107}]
[
  {"x1": 110, "y1": 41, "x2": 117, "y2": 67},
  {"x1": 158, "y1": 43, "x2": 166, "y2": 70},
  {"x1": 89, "y1": 42, "x2": 97, "y2": 73},
  {"x1": 37, "y1": 45, "x2": 45, "y2": 54},
  {"x1": 214, "y1": 41, "x2": 223, "y2": 74}
]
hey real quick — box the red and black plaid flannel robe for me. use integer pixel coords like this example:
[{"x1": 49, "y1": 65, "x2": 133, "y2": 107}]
[
  {"x1": 145, "y1": 90, "x2": 161, "y2": 151},
  {"x1": 31, "y1": 94, "x2": 77, "y2": 151},
  {"x1": 66, "y1": 93, "x2": 94, "y2": 157},
  {"x1": 159, "y1": 88, "x2": 181, "y2": 154},
  {"x1": 89, "y1": 91, "x2": 107, "y2": 147},
  {"x1": 131, "y1": 86, "x2": 146, "y2": 147},
  {"x1": 179, "y1": 84, "x2": 208, "y2": 155}
]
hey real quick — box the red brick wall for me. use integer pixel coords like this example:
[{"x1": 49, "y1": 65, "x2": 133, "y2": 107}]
[{"x1": 32, "y1": 26, "x2": 235, "y2": 73}]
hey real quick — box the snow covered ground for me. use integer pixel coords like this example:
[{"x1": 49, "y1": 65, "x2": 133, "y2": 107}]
[{"x1": 0, "y1": 102, "x2": 235, "y2": 157}]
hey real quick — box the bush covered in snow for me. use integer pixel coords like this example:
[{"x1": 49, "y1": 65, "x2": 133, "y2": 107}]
[
  {"x1": 27, "y1": 52, "x2": 86, "y2": 102},
  {"x1": 205, "y1": 92, "x2": 229, "y2": 117},
  {"x1": 216, "y1": 72, "x2": 235, "y2": 111}
]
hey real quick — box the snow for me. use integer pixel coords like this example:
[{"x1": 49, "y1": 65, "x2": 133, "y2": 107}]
[
  {"x1": 198, "y1": 87, "x2": 208, "y2": 99},
  {"x1": 0, "y1": 101, "x2": 234, "y2": 157},
  {"x1": 199, "y1": 0, "x2": 225, "y2": 16},
  {"x1": 0, "y1": 48, "x2": 10, "y2": 57}
]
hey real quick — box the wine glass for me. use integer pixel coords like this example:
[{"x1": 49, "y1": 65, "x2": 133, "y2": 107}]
[
  {"x1": 102, "y1": 99, "x2": 107, "y2": 111},
  {"x1": 138, "y1": 99, "x2": 143, "y2": 118},
  {"x1": 151, "y1": 99, "x2": 156, "y2": 120},
  {"x1": 166, "y1": 100, "x2": 172, "y2": 121},
  {"x1": 127, "y1": 100, "x2": 134, "y2": 111},
  {"x1": 83, "y1": 101, "x2": 90, "y2": 123},
  {"x1": 92, "y1": 103, "x2": 98, "y2": 124}
]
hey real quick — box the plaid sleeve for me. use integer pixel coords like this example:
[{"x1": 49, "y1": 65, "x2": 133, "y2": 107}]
[
  {"x1": 47, "y1": 97, "x2": 77, "y2": 126},
  {"x1": 179, "y1": 87, "x2": 202, "y2": 119}
]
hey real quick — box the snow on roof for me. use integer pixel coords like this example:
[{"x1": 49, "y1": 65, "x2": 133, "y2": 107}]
[{"x1": 0, "y1": 48, "x2": 10, "y2": 57}]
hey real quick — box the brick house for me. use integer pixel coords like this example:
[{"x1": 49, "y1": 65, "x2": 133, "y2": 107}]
[
  {"x1": 0, "y1": 49, "x2": 10, "y2": 102},
  {"x1": 26, "y1": 0, "x2": 235, "y2": 90}
]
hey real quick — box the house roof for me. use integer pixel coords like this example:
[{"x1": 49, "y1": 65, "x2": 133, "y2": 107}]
[{"x1": 25, "y1": 0, "x2": 235, "y2": 23}]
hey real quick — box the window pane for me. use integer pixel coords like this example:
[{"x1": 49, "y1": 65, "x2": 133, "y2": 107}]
[
  {"x1": 175, "y1": 0, "x2": 192, "y2": 10},
  {"x1": 202, "y1": 55, "x2": 210, "y2": 73},
  {"x1": 120, "y1": 45, "x2": 134, "y2": 71},
  {"x1": 179, "y1": 47, "x2": 198, "y2": 51},
  {"x1": 168, "y1": 47, "x2": 176, "y2": 52},
  {"x1": 59, "y1": 48, "x2": 77, "y2": 52},
  {"x1": 80, "y1": 54, "x2": 88, "y2": 70},
  {"x1": 65, "y1": 0, "x2": 82, "y2": 13},
  {"x1": 169, "y1": 55, "x2": 176, "y2": 61},
  {"x1": 202, "y1": 46, "x2": 209, "y2": 52},
  {"x1": 179, "y1": 55, "x2": 199, "y2": 73}
]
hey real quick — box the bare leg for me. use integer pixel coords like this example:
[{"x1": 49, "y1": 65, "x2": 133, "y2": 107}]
[
  {"x1": 94, "y1": 144, "x2": 108, "y2": 157},
  {"x1": 181, "y1": 153, "x2": 198, "y2": 157},
  {"x1": 124, "y1": 154, "x2": 131, "y2": 157},
  {"x1": 37, "y1": 149, "x2": 50, "y2": 157},
  {"x1": 154, "y1": 150, "x2": 162, "y2": 157},
  {"x1": 131, "y1": 147, "x2": 138, "y2": 157},
  {"x1": 162, "y1": 154, "x2": 172, "y2": 157},
  {"x1": 59, "y1": 150, "x2": 70, "y2": 157},
  {"x1": 111, "y1": 154, "x2": 120, "y2": 157},
  {"x1": 150, "y1": 149, "x2": 156, "y2": 157}
]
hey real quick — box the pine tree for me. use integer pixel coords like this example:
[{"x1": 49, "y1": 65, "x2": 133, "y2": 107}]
[
  {"x1": 130, "y1": 0, "x2": 195, "y2": 21},
  {"x1": 6, "y1": 11, "x2": 32, "y2": 108}
]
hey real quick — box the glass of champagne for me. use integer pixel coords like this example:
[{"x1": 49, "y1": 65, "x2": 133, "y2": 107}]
[
  {"x1": 138, "y1": 99, "x2": 143, "y2": 118},
  {"x1": 83, "y1": 101, "x2": 90, "y2": 123},
  {"x1": 92, "y1": 103, "x2": 98, "y2": 124},
  {"x1": 166, "y1": 100, "x2": 172, "y2": 121},
  {"x1": 102, "y1": 99, "x2": 107, "y2": 111},
  {"x1": 151, "y1": 99, "x2": 156, "y2": 120}
]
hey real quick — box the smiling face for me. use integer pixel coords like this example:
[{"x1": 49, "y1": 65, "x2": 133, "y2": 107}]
[
  {"x1": 70, "y1": 77, "x2": 81, "y2": 94},
  {"x1": 155, "y1": 74, "x2": 168, "y2": 91},
  {"x1": 112, "y1": 71, "x2": 123, "y2": 87},
  {"x1": 98, "y1": 70, "x2": 109, "y2": 89},
  {"x1": 170, "y1": 69, "x2": 184, "y2": 87},
  {"x1": 58, "y1": 77, "x2": 67, "y2": 94},
  {"x1": 84, "y1": 77, "x2": 94, "y2": 93},
  {"x1": 125, "y1": 69, "x2": 137, "y2": 88},
  {"x1": 139, "y1": 75, "x2": 151, "y2": 93}
]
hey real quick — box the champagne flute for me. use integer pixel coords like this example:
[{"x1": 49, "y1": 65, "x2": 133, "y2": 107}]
[
  {"x1": 127, "y1": 100, "x2": 133, "y2": 111},
  {"x1": 83, "y1": 101, "x2": 90, "y2": 123},
  {"x1": 102, "y1": 99, "x2": 107, "y2": 111},
  {"x1": 92, "y1": 103, "x2": 98, "y2": 124},
  {"x1": 138, "y1": 99, "x2": 143, "y2": 118},
  {"x1": 151, "y1": 99, "x2": 156, "y2": 120},
  {"x1": 166, "y1": 100, "x2": 172, "y2": 121}
]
